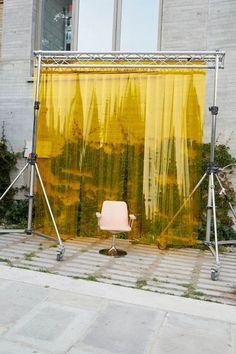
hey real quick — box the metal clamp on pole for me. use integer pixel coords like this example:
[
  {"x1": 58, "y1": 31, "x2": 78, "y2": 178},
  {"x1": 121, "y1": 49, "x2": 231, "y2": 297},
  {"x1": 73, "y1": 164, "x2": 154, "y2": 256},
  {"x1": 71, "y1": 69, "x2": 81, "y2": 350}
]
[
  {"x1": 206, "y1": 162, "x2": 219, "y2": 175},
  {"x1": 27, "y1": 153, "x2": 37, "y2": 165},
  {"x1": 209, "y1": 106, "x2": 219, "y2": 115},
  {"x1": 34, "y1": 101, "x2": 40, "y2": 110}
]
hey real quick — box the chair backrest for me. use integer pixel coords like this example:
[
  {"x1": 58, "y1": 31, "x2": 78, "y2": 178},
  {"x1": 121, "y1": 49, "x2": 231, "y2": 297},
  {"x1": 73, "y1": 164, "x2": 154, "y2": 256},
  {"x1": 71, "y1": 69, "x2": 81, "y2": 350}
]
[{"x1": 100, "y1": 201, "x2": 129, "y2": 228}]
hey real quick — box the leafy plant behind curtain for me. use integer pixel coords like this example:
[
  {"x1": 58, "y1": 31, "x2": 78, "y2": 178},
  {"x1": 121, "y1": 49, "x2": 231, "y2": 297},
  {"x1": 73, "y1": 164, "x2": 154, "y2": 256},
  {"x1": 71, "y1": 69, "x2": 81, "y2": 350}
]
[{"x1": 35, "y1": 67, "x2": 205, "y2": 246}]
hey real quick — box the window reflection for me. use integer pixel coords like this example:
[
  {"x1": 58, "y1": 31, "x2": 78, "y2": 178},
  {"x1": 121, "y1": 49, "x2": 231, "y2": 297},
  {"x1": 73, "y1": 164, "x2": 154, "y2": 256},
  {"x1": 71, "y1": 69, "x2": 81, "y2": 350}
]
[
  {"x1": 41, "y1": 0, "x2": 73, "y2": 51},
  {"x1": 78, "y1": 0, "x2": 114, "y2": 51},
  {"x1": 120, "y1": 0, "x2": 159, "y2": 51}
]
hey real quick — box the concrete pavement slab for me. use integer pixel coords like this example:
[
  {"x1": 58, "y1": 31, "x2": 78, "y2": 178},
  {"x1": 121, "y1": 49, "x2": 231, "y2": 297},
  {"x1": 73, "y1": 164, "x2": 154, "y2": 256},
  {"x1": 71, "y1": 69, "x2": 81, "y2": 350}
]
[
  {"x1": 82, "y1": 303, "x2": 164, "y2": 354},
  {"x1": 0, "y1": 265, "x2": 235, "y2": 353},
  {"x1": 0, "y1": 281, "x2": 48, "y2": 328},
  {"x1": 7, "y1": 302, "x2": 97, "y2": 353},
  {"x1": 150, "y1": 312, "x2": 231, "y2": 354},
  {"x1": 0, "y1": 338, "x2": 48, "y2": 354}
]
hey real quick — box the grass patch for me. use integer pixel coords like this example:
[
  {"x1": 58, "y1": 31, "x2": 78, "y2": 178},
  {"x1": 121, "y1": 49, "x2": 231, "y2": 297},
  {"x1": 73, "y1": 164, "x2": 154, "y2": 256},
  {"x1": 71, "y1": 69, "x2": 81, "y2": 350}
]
[
  {"x1": 24, "y1": 252, "x2": 36, "y2": 261},
  {"x1": 231, "y1": 285, "x2": 236, "y2": 295},
  {"x1": 50, "y1": 244, "x2": 57, "y2": 248},
  {"x1": 181, "y1": 283, "x2": 195, "y2": 290},
  {"x1": 87, "y1": 275, "x2": 98, "y2": 282},
  {"x1": 193, "y1": 290, "x2": 205, "y2": 297},
  {"x1": 181, "y1": 283, "x2": 206, "y2": 298},
  {"x1": 17, "y1": 265, "x2": 31, "y2": 270},
  {"x1": 136, "y1": 279, "x2": 147, "y2": 289},
  {"x1": 99, "y1": 275, "x2": 112, "y2": 280},
  {"x1": 218, "y1": 246, "x2": 228, "y2": 253},
  {"x1": 38, "y1": 268, "x2": 51, "y2": 273},
  {"x1": 0, "y1": 256, "x2": 12, "y2": 266},
  {"x1": 181, "y1": 293, "x2": 191, "y2": 298}
]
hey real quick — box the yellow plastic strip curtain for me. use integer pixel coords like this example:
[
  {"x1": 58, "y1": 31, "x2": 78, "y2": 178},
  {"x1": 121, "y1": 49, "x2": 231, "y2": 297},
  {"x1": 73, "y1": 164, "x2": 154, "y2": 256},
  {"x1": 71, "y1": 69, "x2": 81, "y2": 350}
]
[{"x1": 35, "y1": 66, "x2": 205, "y2": 246}]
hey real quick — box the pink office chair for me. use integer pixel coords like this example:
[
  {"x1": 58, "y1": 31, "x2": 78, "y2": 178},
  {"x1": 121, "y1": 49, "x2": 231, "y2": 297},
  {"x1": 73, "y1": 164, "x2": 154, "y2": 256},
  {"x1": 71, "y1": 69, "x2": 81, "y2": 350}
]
[{"x1": 96, "y1": 201, "x2": 136, "y2": 256}]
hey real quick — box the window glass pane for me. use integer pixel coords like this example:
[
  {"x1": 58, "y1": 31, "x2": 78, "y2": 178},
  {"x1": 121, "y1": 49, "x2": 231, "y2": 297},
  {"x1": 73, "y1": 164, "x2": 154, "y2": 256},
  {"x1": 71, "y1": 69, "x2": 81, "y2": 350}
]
[
  {"x1": 41, "y1": 0, "x2": 73, "y2": 50},
  {"x1": 120, "y1": 0, "x2": 159, "y2": 51},
  {"x1": 78, "y1": 0, "x2": 114, "y2": 51}
]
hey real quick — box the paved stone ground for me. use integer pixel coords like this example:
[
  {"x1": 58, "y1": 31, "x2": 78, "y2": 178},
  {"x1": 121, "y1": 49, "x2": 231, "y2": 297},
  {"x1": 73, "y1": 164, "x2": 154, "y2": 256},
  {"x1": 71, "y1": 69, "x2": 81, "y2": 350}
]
[
  {"x1": 0, "y1": 233, "x2": 236, "y2": 306},
  {"x1": 0, "y1": 266, "x2": 236, "y2": 354}
]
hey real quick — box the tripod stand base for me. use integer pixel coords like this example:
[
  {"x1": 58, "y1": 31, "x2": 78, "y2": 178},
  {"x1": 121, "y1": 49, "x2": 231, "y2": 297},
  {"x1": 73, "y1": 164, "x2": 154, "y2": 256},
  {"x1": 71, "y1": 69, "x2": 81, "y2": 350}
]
[
  {"x1": 0, "y1": 228, "x2": 65, "y2": 261},
  {"x1": 0, "y1": 160, "x2": 65, "y2": 262}
]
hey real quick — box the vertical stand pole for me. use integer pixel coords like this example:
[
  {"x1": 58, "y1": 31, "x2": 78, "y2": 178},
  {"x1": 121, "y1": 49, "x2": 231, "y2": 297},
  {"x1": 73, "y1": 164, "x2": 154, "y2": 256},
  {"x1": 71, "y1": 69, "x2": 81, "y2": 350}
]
[
  {"x1": 24, "y1": 53, "x2": 64, "y2": 261},
  {"x1": 205, "y1": 53, "x2": 219, "y2": 242},
  {"x1": 26, "y1": 52, "x2": 42, "y2": 234},
  {"x1": 112, "y1": 235, "x2": 116, "y2": 249}
]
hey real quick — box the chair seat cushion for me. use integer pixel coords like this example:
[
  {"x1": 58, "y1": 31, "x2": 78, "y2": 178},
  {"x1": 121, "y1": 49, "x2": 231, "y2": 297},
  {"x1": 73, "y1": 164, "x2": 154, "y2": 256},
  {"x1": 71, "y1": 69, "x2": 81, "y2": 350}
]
[{"x1": 100, "y1": 225, "x2": 131, "y2": 232}]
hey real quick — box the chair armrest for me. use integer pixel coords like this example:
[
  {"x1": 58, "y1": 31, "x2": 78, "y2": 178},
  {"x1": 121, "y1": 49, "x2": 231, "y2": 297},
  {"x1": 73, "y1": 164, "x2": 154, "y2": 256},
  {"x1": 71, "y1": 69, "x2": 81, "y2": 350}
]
[
  {"x1": 129, "y1": 214, "x2": 136, "y2": 227},
  {"x1": 129, "y1": 214, "x2": 136, "y2": 220},
  {"x1": 96, "y1": 212, "x2": 101, "y2": 219}
]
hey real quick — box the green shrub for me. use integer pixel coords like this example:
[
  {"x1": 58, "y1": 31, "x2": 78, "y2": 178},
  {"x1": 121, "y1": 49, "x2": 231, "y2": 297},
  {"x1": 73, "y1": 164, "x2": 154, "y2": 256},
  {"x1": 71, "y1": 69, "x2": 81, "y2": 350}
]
[
  {"x1": 0, "y1": 125, "x2": 17, "y2": 220},
  {"x1": 0, "y1": 125, "x2": 28, "y2": 227},
  {"x1": 197, "y1": 144, "x2": 236, "y2": 240}
]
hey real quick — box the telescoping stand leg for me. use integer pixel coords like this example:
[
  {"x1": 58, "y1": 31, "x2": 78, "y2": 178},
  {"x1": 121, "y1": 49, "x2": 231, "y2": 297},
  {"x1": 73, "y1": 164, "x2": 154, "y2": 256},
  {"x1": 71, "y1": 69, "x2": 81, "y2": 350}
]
[
  {"x1": 0, "y1": 52, "x2": 65, "y2": 261},
  {"x1": 205, "y1": 160, "x2": 220, "y2": 281}
]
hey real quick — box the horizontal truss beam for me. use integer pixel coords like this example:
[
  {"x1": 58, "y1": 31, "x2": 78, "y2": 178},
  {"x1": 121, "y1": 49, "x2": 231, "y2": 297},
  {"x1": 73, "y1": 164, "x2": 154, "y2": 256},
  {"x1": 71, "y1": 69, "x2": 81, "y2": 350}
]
[{"x1": 34, "y1": 51, "x2": 225, "y2": 69}]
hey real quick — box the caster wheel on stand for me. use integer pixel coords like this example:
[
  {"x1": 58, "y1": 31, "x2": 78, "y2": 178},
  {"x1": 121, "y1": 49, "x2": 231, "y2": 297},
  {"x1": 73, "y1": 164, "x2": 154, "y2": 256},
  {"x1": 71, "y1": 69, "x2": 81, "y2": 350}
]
[
  {"x1": 211, "y1": 268, "x2": 220, "y2": 281},
  {"x1": 56, "y1": 245, "x2": 65, "y2": 261}
]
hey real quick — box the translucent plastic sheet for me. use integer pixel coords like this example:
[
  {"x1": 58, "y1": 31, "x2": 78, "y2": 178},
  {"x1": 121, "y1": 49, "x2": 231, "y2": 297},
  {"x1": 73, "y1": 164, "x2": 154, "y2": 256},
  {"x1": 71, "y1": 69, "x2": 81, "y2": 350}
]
[{"x1": 35, "y1": 67, "x2": 205, "y2": 246}]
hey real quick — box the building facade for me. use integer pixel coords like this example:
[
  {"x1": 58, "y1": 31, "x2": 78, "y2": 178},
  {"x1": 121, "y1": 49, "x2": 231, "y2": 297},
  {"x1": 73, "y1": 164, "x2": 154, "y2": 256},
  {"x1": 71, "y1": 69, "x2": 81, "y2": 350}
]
[{"x1": 0, "y1": 0, "x2": 236, "y2": 157}]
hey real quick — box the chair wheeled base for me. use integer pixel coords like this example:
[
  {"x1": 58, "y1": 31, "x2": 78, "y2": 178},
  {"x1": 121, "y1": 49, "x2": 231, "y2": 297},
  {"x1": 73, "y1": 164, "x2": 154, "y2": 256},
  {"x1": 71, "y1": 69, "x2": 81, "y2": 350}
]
[{"x1": 99, "y1": 235, "x2": 127, "y2": 257}]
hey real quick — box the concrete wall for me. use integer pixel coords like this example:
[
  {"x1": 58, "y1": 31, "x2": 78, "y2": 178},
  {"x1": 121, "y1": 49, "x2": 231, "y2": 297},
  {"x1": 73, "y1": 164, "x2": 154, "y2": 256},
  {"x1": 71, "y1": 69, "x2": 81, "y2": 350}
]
[
  {"x1": 161, "y1": 0, "x2": 236, "y2": 156},
  {"x1": 0, "y1": 0, "x2": 34, "y2": 153},
  {"x1": 0, "y1": 1, "x2": 3, "y2": 54}
]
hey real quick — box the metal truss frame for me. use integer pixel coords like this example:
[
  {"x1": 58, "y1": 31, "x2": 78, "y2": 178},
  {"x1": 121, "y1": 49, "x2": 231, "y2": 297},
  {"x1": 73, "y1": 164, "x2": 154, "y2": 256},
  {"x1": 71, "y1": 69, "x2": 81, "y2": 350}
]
[
  {"x1": 18, "y1": 49, "x2": 229, "y2": 279},
  {"x1": 34, "y1": 50, "x2": 225, "y2": 69}
]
